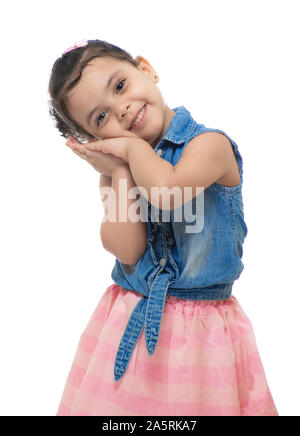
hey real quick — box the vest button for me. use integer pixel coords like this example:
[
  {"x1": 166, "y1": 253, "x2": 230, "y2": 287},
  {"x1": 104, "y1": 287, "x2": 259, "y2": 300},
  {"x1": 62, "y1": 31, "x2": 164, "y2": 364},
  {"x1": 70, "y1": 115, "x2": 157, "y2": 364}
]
[
  {"x1": 156, "y1": 149, "x2": 163, "y2": 157},
  {"x1": 160, "y1": 257, "x2": 167, "y2": 266}
]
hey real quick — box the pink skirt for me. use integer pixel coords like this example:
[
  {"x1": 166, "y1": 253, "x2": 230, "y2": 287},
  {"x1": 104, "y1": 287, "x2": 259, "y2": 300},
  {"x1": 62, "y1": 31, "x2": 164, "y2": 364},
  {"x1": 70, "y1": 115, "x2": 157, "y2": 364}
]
[{"x1": 56, "y1": 283, "x2": 278, "y2": 416}]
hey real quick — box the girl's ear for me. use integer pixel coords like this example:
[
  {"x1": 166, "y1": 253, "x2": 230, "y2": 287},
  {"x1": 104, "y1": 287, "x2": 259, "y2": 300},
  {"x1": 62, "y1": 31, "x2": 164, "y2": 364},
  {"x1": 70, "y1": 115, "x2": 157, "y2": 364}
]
[{"x1": 135, "y1": 56, "x2": 159, "y2": 83}]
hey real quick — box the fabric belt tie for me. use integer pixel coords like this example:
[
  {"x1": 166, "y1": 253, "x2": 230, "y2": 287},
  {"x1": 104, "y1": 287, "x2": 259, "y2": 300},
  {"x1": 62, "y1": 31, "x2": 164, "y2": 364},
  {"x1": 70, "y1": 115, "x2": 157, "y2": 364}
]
[{"x1": 114, "y1": 269, "x2": 170, "y2": 382}]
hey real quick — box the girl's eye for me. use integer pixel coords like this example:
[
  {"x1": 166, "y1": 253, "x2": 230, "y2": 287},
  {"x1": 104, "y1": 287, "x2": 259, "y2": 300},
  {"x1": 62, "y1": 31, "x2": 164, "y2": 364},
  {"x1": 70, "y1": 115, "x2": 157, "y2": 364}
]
[
  {"x1": 96, "y1": 79, "x2": 126, "y2": 127},
  {"x1": 116, "y1": 78, "x2": 126, "y2": 93},
  {"x1": 97, "y1": 111, "x2": 107, "y2": 126}
]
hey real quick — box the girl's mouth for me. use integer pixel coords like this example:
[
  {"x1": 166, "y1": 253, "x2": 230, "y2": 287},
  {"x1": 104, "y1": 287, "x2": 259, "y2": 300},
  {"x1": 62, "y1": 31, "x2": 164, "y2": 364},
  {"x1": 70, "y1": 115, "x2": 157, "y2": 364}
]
[{"x1": 129, "y1": 104, "x2": 147, "y2": 130}]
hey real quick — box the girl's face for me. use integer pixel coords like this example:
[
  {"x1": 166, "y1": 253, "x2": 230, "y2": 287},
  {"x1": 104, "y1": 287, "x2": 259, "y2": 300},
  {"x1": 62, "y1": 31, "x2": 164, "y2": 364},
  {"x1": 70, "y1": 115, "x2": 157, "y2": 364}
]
[{"x1": 66, "y1": 56, "x2": 175, "y2": 148}]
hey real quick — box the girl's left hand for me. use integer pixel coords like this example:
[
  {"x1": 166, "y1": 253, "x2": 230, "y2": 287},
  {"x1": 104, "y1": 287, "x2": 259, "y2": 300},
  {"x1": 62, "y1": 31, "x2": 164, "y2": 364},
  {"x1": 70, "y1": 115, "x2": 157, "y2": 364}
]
[{"x1": 80, "y1": 137, "x2": 134, "y2": 163}]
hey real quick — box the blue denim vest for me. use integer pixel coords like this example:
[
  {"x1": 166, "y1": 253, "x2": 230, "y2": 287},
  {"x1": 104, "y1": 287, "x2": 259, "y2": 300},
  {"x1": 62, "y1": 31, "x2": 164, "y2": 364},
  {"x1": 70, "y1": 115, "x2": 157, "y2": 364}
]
[{"x1": 110, "y1": 106, "x2": 248, "y2": 382}]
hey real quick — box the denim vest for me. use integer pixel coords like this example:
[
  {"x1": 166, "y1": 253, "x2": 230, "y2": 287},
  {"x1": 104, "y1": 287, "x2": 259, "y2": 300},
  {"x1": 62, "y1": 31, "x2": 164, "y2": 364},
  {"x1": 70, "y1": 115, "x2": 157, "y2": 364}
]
[{"x1": 111, "y1": 106, "x2": 248, "y2": 382}]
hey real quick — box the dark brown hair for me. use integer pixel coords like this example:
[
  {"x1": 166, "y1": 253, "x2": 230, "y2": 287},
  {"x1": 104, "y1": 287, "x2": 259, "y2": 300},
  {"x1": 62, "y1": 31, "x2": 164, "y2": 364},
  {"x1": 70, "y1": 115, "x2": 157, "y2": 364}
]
[{"x1": 48, "y1": 39, "x2": 138, "y2": 142}]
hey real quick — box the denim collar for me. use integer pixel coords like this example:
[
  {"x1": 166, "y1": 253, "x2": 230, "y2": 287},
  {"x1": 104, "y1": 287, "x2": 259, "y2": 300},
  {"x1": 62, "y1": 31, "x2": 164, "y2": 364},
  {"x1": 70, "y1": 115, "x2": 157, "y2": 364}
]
[{"x1": 153, "y1": 105, "x2": 195, "y2": 153}]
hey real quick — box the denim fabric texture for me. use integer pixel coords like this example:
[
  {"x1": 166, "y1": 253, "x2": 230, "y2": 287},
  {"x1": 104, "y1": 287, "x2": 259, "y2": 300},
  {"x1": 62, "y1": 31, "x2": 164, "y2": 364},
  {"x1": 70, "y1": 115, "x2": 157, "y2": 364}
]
[{"x1": 111, "y1": 106, "x2": 248, "y2": 381}]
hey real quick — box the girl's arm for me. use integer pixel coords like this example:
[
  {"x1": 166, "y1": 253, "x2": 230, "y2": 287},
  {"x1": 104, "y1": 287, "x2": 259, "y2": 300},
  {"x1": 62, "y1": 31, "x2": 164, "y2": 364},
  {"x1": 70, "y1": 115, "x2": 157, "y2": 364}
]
[
  {"x1": 99, "y1": 165, "x2": 147, "y2": 265},
  {"x1": 126, "y1": 133, "x2": 233, "y2": 209},
  {"x1": 84, "y1": 133, "x2": 232, "y2": 210}
]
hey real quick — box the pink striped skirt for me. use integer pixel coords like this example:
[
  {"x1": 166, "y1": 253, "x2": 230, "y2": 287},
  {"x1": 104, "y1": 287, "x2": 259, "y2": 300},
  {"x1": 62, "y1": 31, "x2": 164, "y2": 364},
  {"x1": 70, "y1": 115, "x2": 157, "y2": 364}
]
[{"x1": 56, "y1": 283, "x2": 278, "y2": 416}]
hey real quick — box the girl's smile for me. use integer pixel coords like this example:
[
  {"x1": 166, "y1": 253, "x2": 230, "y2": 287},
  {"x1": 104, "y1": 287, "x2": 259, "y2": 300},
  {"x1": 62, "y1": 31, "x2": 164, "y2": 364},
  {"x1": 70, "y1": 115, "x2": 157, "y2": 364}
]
[{"x1": 129, "y1": 103, "x2": 148, "y2": 130}]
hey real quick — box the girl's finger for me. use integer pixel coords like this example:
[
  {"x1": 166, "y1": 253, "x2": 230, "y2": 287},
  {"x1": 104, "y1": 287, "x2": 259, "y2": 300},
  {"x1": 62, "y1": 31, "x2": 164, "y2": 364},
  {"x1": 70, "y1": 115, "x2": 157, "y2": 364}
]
[
  {"x1": 73, "y1": 150, "x2": 87, "y2": 159},
  {"x1": 70, "y1": 141, "x2": 88, "y2": 157},
  {"x1": 85, "y1": 143, "x2": 104, "y2": 152},
  {"x1": 67, "y1": 137, "x2": 88, "y2": 152},
  {"x1": 77, "y1": 146, "x2": 88, "y2": 156},
  {"x1": 66, "y1": 136, "x2": 78, "y2": 147}
]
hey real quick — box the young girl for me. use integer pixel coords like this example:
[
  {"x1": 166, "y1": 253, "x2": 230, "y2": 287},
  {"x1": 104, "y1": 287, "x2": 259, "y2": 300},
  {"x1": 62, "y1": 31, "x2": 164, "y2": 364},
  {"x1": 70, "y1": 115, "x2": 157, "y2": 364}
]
[{"x1": 48, "y1": 39, "x2": 278, "y2": 416}]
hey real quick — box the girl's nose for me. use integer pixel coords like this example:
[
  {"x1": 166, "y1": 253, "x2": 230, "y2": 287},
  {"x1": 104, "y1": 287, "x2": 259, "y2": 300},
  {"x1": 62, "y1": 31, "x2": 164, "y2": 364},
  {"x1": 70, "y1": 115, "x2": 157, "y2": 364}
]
[{"x1": 119, "y1": 104, "x2": 130, "y2": 120}]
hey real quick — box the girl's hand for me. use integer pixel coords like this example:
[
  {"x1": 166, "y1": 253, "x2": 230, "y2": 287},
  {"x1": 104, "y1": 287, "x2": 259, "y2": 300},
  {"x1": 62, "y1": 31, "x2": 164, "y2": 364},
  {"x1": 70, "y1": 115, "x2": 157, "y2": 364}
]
[
  {"x1": 80, "y1": 136, "x2": 147, "y2": 162},
  {"x1": 66, "y1": 137, "x2": 127, "y2": 176},
  {"x1": 81, "y1": 136, "x2": 131, "y2": 162}
]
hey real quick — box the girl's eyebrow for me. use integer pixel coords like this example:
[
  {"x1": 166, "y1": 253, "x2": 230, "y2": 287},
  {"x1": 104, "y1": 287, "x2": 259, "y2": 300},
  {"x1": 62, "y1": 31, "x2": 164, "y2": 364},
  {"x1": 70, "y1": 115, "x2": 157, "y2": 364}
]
[{"x1": 86, "y1": 68, "x2": 125, "y2": 126}]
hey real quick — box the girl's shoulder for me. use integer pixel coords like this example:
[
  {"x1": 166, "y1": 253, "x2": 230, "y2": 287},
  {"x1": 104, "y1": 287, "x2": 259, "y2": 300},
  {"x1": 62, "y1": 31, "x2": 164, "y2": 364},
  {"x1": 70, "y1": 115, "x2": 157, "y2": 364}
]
[
  {"x1": 175, "y1": 131, "x2": 238, "y2": 189},
  {"x1": 185, "y1": 128, "x2": 242, "y2": 188}
]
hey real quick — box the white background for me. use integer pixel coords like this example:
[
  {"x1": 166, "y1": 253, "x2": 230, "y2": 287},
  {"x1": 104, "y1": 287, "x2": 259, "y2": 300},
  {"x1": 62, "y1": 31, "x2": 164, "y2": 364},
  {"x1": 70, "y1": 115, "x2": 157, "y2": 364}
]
[{"x1": 0, "y1": 0, "x2": 299, "y2": 416}]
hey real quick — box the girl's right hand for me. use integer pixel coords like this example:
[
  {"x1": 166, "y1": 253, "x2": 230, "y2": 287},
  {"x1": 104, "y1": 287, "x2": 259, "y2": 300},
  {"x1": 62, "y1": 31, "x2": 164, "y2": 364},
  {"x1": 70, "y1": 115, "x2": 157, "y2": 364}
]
[{"x1": 66, "y1": 137, "x2": 127, "y2": 176}]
